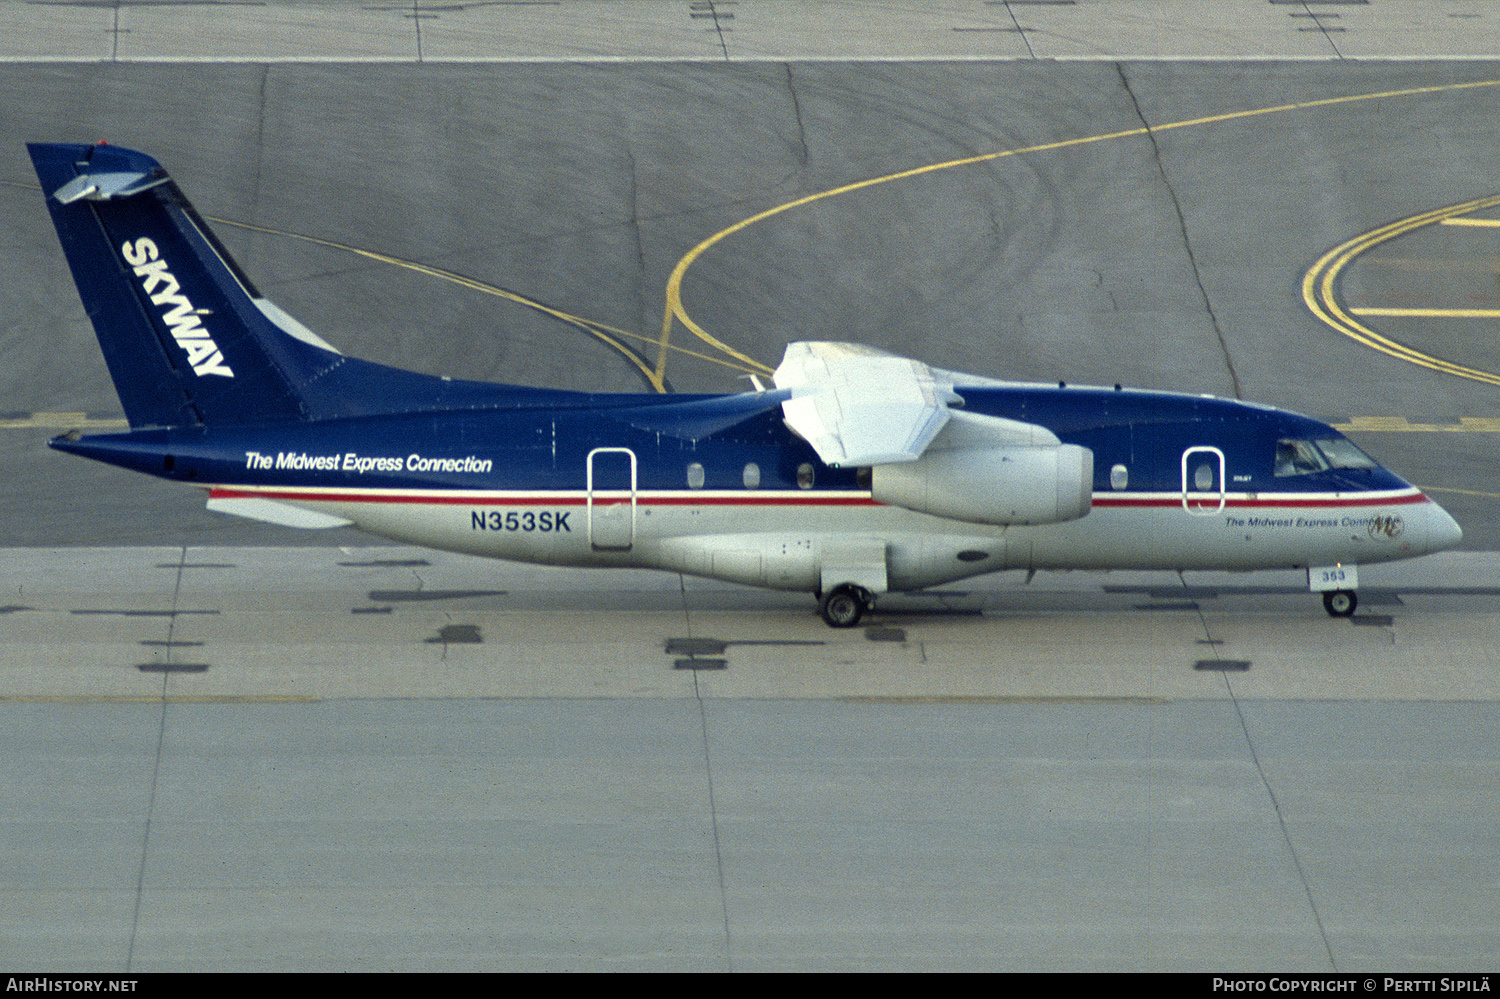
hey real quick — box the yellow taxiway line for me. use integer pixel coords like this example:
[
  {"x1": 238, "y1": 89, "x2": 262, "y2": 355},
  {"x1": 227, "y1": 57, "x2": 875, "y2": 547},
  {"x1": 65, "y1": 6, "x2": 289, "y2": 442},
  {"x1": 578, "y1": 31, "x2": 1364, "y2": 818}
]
[{"x1": 1303, "y1": 194, "x2": 1500, "y2": 387}]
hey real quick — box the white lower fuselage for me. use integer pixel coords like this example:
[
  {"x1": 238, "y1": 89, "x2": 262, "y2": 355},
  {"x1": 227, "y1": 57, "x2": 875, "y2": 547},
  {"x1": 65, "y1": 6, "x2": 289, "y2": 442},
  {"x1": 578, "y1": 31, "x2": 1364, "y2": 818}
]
[{"x1": 206, "y1": 483, "x2": 1456, "y2": 593}]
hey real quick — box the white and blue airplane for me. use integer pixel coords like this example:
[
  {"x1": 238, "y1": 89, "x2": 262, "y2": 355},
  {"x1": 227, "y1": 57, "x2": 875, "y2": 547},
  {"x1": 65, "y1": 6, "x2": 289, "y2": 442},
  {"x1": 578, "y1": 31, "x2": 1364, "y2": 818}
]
[{"x1": 29, "y1": 142, "x2": 1462, "y2": 626}]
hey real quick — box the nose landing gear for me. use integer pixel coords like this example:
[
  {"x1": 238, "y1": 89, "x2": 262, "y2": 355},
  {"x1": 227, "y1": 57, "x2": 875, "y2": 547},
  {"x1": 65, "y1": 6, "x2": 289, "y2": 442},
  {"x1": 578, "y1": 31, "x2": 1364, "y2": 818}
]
[
  {"x1": 1322, "y1": 589, "x2": 1358, "y2": 617},
  {"x1": 1311, "y1": 565, "x2": 1360, "y2": 619}
]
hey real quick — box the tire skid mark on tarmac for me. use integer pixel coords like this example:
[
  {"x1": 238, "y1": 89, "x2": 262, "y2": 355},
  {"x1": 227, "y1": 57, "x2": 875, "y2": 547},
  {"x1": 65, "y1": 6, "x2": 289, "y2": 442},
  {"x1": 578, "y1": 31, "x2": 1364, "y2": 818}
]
[{"x1": 662, "y1": 77, "x2": 1500, "y2": 384}]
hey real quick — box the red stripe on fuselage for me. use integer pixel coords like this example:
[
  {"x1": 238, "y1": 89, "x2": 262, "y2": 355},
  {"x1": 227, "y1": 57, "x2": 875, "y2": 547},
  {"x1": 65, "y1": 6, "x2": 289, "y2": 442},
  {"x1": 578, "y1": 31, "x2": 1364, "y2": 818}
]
[
  {"x1": 208, "y1": 486, "x2": 1431, "y2": 510},
  {"x1": 207, "y1": 487, "x2": 882, "y2": 507},
  {"x1": 1091, "y1": 492, "x2": 1431, "y2": 509}
]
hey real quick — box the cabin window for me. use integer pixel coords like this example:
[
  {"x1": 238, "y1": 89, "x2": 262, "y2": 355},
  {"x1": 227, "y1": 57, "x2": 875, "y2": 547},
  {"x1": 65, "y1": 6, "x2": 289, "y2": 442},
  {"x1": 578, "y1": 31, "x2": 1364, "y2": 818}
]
[
  {"x1": 1110, "y1": 464, "x2": 1128, "y2": 490},
  {"x1": 686, "y1": 462, "x2": 705, "y2": 489},
  {"x1": 1194, "y1": 462, "x2": 1216, "y2": 491},
  {"x1": 742, "y1": 462, "x2": 760, "y2": 489},
  {"x1": 797, "y1": 463, "x2": 815, "y2": 489}
]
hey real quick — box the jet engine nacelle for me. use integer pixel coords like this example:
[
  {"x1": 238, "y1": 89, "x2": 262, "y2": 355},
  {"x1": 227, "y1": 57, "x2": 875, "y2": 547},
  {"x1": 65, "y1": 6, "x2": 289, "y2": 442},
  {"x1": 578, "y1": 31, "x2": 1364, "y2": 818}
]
[{"x1": 871, "y1": 444, "x2": 1094, "y2": 526}]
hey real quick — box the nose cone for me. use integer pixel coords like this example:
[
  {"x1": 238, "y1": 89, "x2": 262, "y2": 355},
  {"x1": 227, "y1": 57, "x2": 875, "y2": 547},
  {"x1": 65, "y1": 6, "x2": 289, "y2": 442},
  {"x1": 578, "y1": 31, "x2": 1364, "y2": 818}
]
[{"x1": 1423, "y1": 496, "x2": 1464, "y2": 553}]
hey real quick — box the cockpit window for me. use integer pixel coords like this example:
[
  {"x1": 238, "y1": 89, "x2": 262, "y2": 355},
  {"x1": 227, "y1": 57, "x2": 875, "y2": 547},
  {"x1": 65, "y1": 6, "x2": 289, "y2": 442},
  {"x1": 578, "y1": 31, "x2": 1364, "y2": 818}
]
[
  {"x1": 1275, "y1": 439, "x2": 1327, "y2": 477},
  {"x1": 1275, "y1": 437, "x2": 1378, "y2": 477}
]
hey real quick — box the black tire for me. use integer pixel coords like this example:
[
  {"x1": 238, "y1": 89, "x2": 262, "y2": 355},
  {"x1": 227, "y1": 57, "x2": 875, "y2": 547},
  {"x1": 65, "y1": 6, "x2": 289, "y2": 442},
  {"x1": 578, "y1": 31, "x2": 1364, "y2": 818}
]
[
  {"x1": 1323, "y1": 590, "x2": 1358, "y2": 618},
  {"x1": 819, "y1": 584, "x2": 867, "y2": 628}
]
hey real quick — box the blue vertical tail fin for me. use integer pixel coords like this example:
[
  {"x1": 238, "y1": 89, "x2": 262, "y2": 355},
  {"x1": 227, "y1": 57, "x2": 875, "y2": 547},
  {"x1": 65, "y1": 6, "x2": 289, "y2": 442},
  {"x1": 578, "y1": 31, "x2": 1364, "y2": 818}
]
[{"x1": 28, "y1": 142, "x2": 347, "y2": 428}]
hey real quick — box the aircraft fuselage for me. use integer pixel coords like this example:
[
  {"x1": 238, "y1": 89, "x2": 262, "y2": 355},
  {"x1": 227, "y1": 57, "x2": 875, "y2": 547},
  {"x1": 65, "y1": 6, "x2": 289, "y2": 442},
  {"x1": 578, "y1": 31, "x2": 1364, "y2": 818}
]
[
  {"x1": 56, "y1": 381, "x2": 1461, "y2": 594},
  {"x1": 30, "y1": 141, "x2": 1461, "y2": 626}
]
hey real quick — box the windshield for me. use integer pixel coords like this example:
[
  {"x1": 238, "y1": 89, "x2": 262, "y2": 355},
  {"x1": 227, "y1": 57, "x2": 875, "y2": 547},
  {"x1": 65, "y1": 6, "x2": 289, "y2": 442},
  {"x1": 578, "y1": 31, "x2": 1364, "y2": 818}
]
[
  {"x1": 1315, "y1": 437, "x2": 1378, "y2": 470},
  {"x1": 1275, "y1": 437, "x2": 1378, "y2": 477}
]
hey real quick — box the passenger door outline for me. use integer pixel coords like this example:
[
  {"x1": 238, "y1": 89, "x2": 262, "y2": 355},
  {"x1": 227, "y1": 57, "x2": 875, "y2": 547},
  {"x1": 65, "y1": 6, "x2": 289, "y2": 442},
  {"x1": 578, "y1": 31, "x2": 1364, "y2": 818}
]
[
  {"x1": 587, "y1": 447, "x2": 637, "y2": 551},
  {"x1": 1181, "y1": 446, "x2": 1226, "y2": 516}
]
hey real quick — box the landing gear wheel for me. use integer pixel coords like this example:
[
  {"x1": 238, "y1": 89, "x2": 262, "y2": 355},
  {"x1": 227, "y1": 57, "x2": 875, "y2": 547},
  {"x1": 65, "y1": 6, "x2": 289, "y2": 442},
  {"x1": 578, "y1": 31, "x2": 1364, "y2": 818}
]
[
  {"x1": 819, "y1": 584, "x2": 868, "y2": 628},
  {"x1": 1323, "y1": 590, "x2": 1358, "y2": 618}
]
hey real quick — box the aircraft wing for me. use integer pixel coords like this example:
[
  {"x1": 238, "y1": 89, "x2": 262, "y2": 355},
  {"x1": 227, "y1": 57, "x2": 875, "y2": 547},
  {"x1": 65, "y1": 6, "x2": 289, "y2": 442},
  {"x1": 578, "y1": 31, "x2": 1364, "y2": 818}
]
[{"x1": 772, "y1": 342, "x2": 964, "y2": 466}]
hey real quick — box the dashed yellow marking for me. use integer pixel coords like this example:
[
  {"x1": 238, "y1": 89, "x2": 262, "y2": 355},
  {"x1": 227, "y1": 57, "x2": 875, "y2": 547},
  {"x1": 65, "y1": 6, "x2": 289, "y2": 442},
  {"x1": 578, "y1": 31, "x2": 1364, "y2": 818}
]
[
  {"x1": 0, "y1": 695, "x2": 318, "y2": 703},
  {"x1": 1335, "y1": 417, "x2": 1500, "y2": 432},
  {"x1": 0, "y1": 412, "x2": 127, "y2": 429},
  {"x1": 1351, "y1": 307, "x2": 1500, "y2": 318},
  {"x1": 16, "y1": 411, "x2": 1494, "y2": 434},
  {"x1": 1420, "y1": 485, "x2": 1500, "y2": 499}
]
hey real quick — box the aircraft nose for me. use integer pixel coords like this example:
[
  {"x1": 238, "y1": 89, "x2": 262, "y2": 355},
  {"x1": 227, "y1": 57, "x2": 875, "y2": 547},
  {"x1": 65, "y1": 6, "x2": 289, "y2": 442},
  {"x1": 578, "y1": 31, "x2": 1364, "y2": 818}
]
[{"x1": 1424, "y1": 496, "x2": 1464, "y2": 552}]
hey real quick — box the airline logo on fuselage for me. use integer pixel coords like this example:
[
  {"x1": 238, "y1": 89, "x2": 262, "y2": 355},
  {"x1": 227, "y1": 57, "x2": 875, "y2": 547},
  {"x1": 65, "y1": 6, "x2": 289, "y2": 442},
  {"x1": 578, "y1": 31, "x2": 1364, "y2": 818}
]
[{"x1": 120, "y1": 237, "x2": 234, "y2": 378}]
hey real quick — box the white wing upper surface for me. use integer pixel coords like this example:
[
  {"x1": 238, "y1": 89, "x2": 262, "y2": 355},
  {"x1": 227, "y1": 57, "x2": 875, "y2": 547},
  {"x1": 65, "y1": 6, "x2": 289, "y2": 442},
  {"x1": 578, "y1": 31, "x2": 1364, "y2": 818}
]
[
  {"x1": 772, "y1": 342, "x2": 964, "y2": 467},
  {"x1": 771, "y1": 342, "x2": 1059, "y2": 466}
]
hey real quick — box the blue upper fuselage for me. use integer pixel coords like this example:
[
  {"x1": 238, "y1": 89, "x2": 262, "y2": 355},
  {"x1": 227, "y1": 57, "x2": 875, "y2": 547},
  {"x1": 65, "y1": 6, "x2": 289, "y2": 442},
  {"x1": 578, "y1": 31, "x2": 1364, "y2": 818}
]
[
  {"x1": 52, "y1": 379, "x2": 1410, "y2": 498},
  {"x1": 29, "y1": 139, "x2": 1406, "y2": 505}
]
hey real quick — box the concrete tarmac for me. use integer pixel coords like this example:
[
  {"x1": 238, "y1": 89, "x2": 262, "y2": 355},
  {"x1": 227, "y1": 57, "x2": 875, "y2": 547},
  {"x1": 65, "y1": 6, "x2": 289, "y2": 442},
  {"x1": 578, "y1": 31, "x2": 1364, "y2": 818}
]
[
  {"x1": 3, "y1": 546, "x2": 1500, "y2": 972},
  {"x1": 1, "y1": 0, "x2": 1499, "y2": 973}
]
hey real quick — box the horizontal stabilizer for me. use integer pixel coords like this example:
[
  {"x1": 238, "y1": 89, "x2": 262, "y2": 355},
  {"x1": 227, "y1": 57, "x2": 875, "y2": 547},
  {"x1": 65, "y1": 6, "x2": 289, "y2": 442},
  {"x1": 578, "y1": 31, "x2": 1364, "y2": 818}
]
[{"x1": 52, "y1": 167, "x2": 169, "y2": 204}]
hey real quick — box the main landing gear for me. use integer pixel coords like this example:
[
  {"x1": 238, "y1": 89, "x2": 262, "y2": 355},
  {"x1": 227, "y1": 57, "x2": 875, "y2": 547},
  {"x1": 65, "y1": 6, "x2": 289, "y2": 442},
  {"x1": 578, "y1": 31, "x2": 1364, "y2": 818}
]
[
  {"x1": 818, "y1": 583, "x2": 874, "y2": 628},
  {"x1": 1322, "y1": 590, "x2": 1358, "y2": 618}
]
